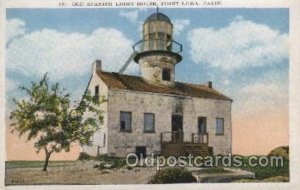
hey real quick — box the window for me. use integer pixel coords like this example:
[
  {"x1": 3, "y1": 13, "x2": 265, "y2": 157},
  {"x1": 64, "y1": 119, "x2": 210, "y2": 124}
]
[
  {"x1": 216, "y1": 118, "x2": 224, "y2": 135},
  {"x1": 157, "y1": 32, "x2": 165, "y2": 50},
  {"x1": 95, "y1": 85, "x2": 99, "y2": 99},
  {"x1": 162, "y1": 68, "x2": 171, "y2": 81},
  {"x1": 157, "y1": 22, "x2": 166, "y2": 33},
  {"x1": 167, "y1": 34, "x2": 172, "y2": 51},
  {"x1": 144, "y1": 113, "x2": 155, "y2": 133},
  {"x1": 149, "y1": 33, "x2": 156, "y2": 50},
  {"x1": 120, "y1": 112, "x2": 132, "y2": 132},
  {"x1": 198, "y1": 117, "x2": 207, "y2": 133}
]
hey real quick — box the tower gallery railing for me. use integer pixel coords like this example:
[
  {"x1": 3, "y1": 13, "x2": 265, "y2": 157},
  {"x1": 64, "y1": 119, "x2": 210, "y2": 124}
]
[
  {"x1": 160, "y1": 131, "x2": 209, "y2": 144},
  {"x1": 132, "y1": 39, "x2": 183, "y2": 54}
]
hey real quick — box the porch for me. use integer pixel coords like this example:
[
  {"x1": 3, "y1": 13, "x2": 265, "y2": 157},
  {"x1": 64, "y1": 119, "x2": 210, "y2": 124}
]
[{"x1": 160, "y1": 131, "x2": 213, "y2": 157}]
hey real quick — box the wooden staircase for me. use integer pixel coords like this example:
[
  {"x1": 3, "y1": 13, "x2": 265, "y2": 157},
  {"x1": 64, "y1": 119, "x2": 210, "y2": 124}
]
[
  {"x1": 160, "y1": 132, "x2": 213, "y2": 157},
  {"x1": 161, "y1": 142, "x2": 213, "y2": 157},
  {"x1": 184, "y1": 143, "x2": 212, "y2": 157}
]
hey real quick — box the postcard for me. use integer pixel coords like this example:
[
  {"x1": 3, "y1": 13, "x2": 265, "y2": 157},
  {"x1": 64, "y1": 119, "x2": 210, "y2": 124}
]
[{"x1": 1, "y1": 0, "x2": 300, "y2": 189}]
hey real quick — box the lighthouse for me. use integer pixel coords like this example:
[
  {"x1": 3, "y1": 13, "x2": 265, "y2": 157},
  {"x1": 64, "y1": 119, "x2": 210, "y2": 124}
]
[
  {"x1": 84, "y1": 10, "x2": 232, "y2": 158},
  {"x1": 133, "y1": 11, "x2": 183, "y2": 86}
]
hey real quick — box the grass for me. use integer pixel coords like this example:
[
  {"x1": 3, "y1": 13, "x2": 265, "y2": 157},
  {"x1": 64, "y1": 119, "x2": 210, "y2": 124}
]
[
  {"x1": 234, "y1": 176, "x2": 289, "y2": 183},
  {"x1": 232, "y1": 156, "x2": 289, "y2": 180},
  {"x1": 6, "y1": 154, "x2": 289, "y2": 182},
  {"x1": 197, "y1": 155, "x2": 289, "y2": 181},
  {"x1": 6, "y1": 160, "x2": 77, "y2": 169},
  {"x1": 78, "y1": 153, "x2": 130, "y2": 169}
]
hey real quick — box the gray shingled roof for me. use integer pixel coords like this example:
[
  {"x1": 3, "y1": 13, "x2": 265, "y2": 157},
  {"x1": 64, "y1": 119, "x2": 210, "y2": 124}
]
[{"x1": 96, "y1": 71, "x2": 232, "y2": 101}]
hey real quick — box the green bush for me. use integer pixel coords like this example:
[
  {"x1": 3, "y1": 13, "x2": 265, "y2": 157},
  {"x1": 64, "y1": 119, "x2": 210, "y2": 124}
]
[
  {"x1": 113, "y1": 158, "x2": 127, "y2": 168},
  {"x1": 94, "y1": 163, "x2": 105, "y2": 170},
  {"x1": 247, "y1": 158, "x2": 289, "y2": 179},
  {"x1": 268, "y1": 146, "x2": 289, "y2": 160},
  {"x1": 102, "y1": 156, "x2": 126, "y2": 168},
  {"x1": 95, "y1": 154, "x2": 109, "y2": 161},
  {"x1": 148, "y1": 167, "x2": 197, "y2": 184},
  {"x1": 78, "y1": 152, "x2": 92, "y2": 161},
  {"x1": 92, "y1": 155, "x2": 127, "y2": 169}
]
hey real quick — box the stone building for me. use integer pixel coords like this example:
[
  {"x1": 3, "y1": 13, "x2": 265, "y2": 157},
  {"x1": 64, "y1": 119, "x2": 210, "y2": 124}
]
[{"x1": 83, "y1": 11, "x2": 232, "y2": 157}]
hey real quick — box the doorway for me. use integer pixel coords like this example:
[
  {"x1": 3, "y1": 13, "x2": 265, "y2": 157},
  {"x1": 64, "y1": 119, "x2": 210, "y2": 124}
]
[
  {"x1": 135, "y1": 146, "x2": 146, "y2": 158},
  {"x1": 172, "y1": 115, "x2": 183, "y2": 143},
  {"x1": 198, "y1": 117, "x2": 207, "y2": 134}
]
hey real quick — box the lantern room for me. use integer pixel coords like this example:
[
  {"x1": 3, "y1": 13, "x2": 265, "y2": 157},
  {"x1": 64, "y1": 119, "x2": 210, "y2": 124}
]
[{"x1": 133, "y1": 11, "x2": 183, "y2": 86}]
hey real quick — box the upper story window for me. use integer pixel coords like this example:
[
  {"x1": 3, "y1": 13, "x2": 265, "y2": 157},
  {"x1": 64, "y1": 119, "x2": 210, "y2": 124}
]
[
  {"x1": 149, "y1": 33, "x2": 156, "y2": 50},
  {"x1": 95, "y1": 85, "x2": 99, "y2": 96},
  {"x1": 120, "y1": 111, "x2": 132, "y2": 132},
  {"x1": 216, "y1": 118, "x2": 224, "y2": 135},
  {"x1": 157, "y1": 32, "x2": 165, "y2": 50},
  {"x1": 167, "y1": 34, "x2": 172, "y2": 51},
  {"x1": 94, "y1": 85, "x2": 99, "y2": 102},
  {"x1": 144, "y1": 113, "x2": 155, "y2": 133},
  {"x1": 162, "y1": 68, "x2": 171, "y2": 81},
  {"x1": 198, "y1": 117, "x2": 207, "y2": 134}
]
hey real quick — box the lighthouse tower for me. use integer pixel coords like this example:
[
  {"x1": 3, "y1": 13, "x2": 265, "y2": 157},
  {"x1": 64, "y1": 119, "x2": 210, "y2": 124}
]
[{"x1": 133, "y1": 11, "x2": 182, "y2": 86}]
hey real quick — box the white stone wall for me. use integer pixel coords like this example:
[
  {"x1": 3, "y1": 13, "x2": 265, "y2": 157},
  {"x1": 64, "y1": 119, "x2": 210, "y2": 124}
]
[
  {"x1": 81, "y1": 72, "x2": 109, "y2": 156},
  {"x1": 183, "y1": 97, "x2": 232, "y2": 155},
  {"x1": 106, "y1": 89, "x2": 232, "y2": 157}
]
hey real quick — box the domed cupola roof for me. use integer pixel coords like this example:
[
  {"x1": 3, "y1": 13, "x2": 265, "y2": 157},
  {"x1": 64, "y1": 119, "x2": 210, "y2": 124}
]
[{"x1": 144, "y1": 12, "x2": 171, "y2": 23}]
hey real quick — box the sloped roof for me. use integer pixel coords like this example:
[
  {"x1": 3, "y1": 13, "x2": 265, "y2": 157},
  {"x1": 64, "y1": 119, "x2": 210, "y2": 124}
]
[{"x1": 97, "y1": 71, "x2": 232, "y2": 101}]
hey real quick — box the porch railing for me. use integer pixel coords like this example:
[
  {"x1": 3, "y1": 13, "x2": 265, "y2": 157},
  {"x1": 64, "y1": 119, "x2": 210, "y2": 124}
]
[{"x1": 160, "y1": 131, "x2": 209, "y2": 144}]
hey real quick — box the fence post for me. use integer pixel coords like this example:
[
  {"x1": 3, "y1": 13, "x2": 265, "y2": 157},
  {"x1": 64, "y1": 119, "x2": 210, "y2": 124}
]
[
  {"x1": 191, "y1": 133, "x2": 194, "y2": 143},
  {"x1": 180, "y1": 131, "x2": 183, "y2": 143},
  {"x1": 206, "y1": 133, "x2": 209, "y2": 145}
]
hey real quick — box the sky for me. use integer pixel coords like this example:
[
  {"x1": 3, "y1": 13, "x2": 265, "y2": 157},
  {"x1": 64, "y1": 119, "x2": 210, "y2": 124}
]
[{"x1": 5, "y1": 8, "x2": 289, "y2": 160}]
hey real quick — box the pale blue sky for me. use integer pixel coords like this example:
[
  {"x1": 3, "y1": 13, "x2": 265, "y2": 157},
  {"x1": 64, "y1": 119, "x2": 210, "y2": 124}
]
[{"x1": 5, "y1": 8, "x2": 289, "y2": 116}]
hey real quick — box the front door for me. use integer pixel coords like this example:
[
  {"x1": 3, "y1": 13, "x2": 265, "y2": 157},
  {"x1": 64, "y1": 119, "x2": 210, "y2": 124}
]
[
  {"x1": 172, "y1": 115, "x2": 183, "y2": 143},
  {"x1": 198, "y1": 117, "x2": 207, "y2": 134}
]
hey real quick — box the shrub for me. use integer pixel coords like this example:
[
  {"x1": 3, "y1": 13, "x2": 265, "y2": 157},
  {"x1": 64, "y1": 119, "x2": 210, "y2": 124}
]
[
  {"x1": 113, "y1": 158, "x2": 127, "y2": 168},
  {"x1": 78, "y1": 152, "x2": 92, "y2": 161},
  {"x1": 93, "y1": 156, "x2": 127, "y2": 169},
  {"x1": 95, "y1": 154, "x2": 109, "y2": 161},
  {"x1": 102, "y1": 156, "x2": 127, "y2": 168},
  {"x1": 247, "y1": 158, "x2": 289, "y2": 179},
  {"x1": 148, "y1": 167, "x2": 197, "y2": 184},
  {"x1": 268, "y1": 146, "x2": 289, "y2": 160},
  {"x1": 94, "y1": 163, "x2": 105, "y2": 170}
]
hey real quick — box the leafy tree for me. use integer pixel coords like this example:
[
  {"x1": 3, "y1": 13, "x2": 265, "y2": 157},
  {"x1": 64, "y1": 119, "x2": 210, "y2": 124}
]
[{"x1": 10, "y1": 73, "x2": 104, "y2": 171}]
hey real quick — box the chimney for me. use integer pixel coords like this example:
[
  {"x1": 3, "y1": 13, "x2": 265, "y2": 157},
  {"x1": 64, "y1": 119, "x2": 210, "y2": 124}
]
[
  {"x1": 92, "y1": 60, "x2": 102, "y2": 73},
  {"x1": 207, "y1": 81, "x2": 212, "y2": 88}
]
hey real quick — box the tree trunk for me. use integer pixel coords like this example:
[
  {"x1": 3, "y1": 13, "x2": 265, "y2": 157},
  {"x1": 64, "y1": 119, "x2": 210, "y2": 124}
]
[{"x1": 42, "y1": 148, "x2": 51, "y2": 171}]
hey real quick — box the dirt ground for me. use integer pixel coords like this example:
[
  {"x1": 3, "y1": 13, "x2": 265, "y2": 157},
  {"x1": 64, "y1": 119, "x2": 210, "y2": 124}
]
[{"x1": 5, "y1": 161, "x2": 157, "y2": 185}]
